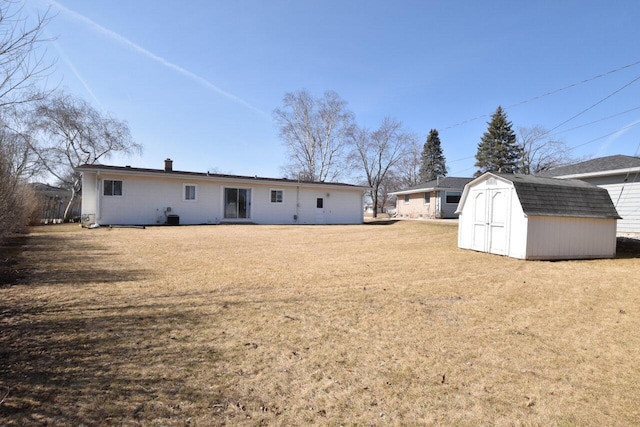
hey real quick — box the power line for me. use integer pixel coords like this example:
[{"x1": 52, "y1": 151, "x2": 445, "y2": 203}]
[
  {"x1": 439, "y1": 59, "x2": 640, "y2": 131},
  {"x1": 566, "y1": 120, "x2": 640, "y2": 152},
  {"x1": 546, "y1": 74, "x2": 640, "y2": 134},
  {"x1": 551, "y1": 105, "x2": 640, "y2": 136}
]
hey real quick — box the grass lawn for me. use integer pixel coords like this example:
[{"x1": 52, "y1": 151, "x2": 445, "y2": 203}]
[{"x1": 1, "y1": 221, "x2": 640, "y2": 426}]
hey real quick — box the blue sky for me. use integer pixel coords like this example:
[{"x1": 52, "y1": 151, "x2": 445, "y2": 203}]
[{"x1": 23, "y1": 0, "x2": 640, "y2": 181}]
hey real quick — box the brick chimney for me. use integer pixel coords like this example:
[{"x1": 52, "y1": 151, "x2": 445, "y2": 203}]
[{"x1": 164, "y1": 158, "x2": 173, "y2": 172}]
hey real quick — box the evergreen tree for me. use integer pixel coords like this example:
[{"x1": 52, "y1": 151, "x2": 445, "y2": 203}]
[
  {"x1": 418, "y1": 129, "x2": 447, "y2": 182},
  {"x1": 474, "y1": 106, "x2": 522, "y2": 176}
]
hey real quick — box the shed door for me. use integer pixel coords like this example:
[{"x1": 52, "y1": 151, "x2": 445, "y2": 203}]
[
  {"x1": 488, "y1": 190, "x2": 507, "y2": 255},
  {"x1": 471, "y1": 188, "x2": 509, "y2": 254}
]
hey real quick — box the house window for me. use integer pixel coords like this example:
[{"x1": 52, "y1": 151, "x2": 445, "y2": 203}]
[
  {"x1": 316, "y1": 198, "x2": 324, "y2": 209},
  {"x1": 404, "y1": 194, "x2": 410, "y2": 204},
  {"x1": 270, "y1": 189, "x2": 284, "y2": 203},
  {"x1": 184, "y1": 184, "x2": 196, "y2": 201},
  {"x1": 224, "y1": 188, "x2": 251, "y2": 219},
  {"x1": 103, "y1": 180, "x2": 123, "y2": 196},
  {"x1": 424, "y1": 192, "x2": 430, "y2": 204},
  {"x1": 446, "y1": 191, "x2": 462, "y2": 204}
]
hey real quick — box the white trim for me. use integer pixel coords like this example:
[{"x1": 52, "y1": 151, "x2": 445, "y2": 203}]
[
  {"x1": 445, "y1": 191, "x2": 462, "y2": 204},
  {"x1": 103, "y1": 179, "x2": 123, "y2": 197},
  {"x1": 552, "y1": 166, "x2": 640, "y2": 179},
  {"x1": 269, "y1": 188, "x2": 284, "y2": 204},
  {"x1": 222, "y1": 186, "x2": 252, "y2": 220},
  {"x1": 183, "y1": 183, "x2": 197, "y2": 201},
  {"x1": 424, "y1": 191, "x2": 431, "y2": 205}
]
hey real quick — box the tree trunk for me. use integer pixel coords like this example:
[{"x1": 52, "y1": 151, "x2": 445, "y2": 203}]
[
  {"x1": 371, "y1": 189, "x2": 379, "y2": 218},
  {"x1": 63, "y1": 188, "x2": 76, "y2": 222},
  {"x1": 63, "y1": 176, "x2": 81, "y2": 222}
]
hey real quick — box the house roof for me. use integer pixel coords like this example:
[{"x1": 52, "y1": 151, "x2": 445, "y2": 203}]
[
  {"x1": 389, "y1": 177, "x2": 473, "y2": 195},
  {"x1": 75, "y1": 163, "x2": 368, "y2": 190},
  {"x1": 457, "y1": 172, "x2": 621, "y2": 219},
  {"x1": 537, "y1": 155, "x2": 640, "y2": 178}
]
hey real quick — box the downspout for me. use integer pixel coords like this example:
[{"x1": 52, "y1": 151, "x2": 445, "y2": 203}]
[
  {"x1": 295, "y1": 184, "x2": 300, "y2": 223},
  {"x1": 96, "y1": 171, "x2": 101, "y2": 223}
]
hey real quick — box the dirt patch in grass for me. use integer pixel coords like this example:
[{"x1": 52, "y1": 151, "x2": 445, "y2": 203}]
[{"x1": 1, "y1": 222, "x2": 640, "y2": 426}]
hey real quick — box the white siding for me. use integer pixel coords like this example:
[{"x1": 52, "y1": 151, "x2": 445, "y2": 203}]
[
  {"x1": 81, "y1": 172, "x2": 97, "y2": 219},
  {"x1": 81, "y1": 170, "x2": 363, "y2": 225},
  {"x1": 525, "y1": 216, "x2": 617, "y2": 260},
  {"x1": 578, "y1": 175, "x2": 640, "y2": 234},
  {"x1": 98, "y1": 173, "x2": 222, "y2": 225}
]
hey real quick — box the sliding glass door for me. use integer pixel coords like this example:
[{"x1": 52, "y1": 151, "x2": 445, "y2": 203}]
[{"x1": 224, "y1": 188, "x2": 251, "y2": 219}]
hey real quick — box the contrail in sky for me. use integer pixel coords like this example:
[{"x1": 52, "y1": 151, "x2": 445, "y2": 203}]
[
  {"x1": 596, "y1": 119, "x2": 640, "y2": 158},
  {"x1": 45, "y1": 0, "x2": 267, "y2": 117},
  {"x1": 50, "y1": 36, "x2": 104, "y2": 109}
]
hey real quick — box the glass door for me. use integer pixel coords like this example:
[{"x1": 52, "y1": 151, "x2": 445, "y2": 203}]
[{"x1": 224, "y1": 188, "x2": 251, "y2": 219}]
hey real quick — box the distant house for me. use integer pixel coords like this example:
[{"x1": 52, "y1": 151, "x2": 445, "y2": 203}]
[
  {"x1": 31, "y1": 183, "x2": 81, "y2": 223},
  {"x1": 76, "y1": 159, "x2": 366, "y2": 226},
  {"x1": 389, "y1": 177, "x2": 473, "y2": 219},
  {"x1": 537, "y1": 155, "x2": 640, "y2": 235},
  {"x1": 456, "y1": 172, "x2": 620, "y2": 260}
]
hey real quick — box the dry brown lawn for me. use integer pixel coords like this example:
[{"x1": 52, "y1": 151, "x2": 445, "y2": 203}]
[{"x1": 1, "y1": 221, "x2": 640, "y2": 426}]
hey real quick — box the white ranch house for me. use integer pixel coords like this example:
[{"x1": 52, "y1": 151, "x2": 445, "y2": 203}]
[
  {"x1": 456, "y1": 172, "x2": 620, "y2": 260},
  {"x1": 77, "y1": 159, "x2": 366, "y2": 226}
]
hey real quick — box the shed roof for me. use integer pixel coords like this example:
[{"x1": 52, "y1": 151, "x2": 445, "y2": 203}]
[
  {"x1": 390, "y1": 176, "x2": 473, "y2": 195},
  {"x1": 537, "y1": 155, "x2": 640, "y2": 178},
  {"x1": 494, "y1": 173, "x2": 621, "y2": 219}
]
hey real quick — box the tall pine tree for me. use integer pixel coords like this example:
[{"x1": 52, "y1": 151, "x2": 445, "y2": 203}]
[
  {"x1": 474, "y1": 106, "x2": 522, "y2": 176},
  {"x1": 419, "y1": 129, "x2": 447, "y2": 182}
]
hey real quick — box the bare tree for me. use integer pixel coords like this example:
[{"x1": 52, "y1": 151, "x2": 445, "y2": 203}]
[
  {"x1": 274, "y1": 89, "x2": 354, "y2": 182},
  {"x1": 395, "y1": 135, "x2": 421, "y2": 189},
  {"x1": 0, "y1": 110, "x2": 39, "y2": 237},
  {"x1": 0, "y1": 1, "x2": 53, "y2": 107},
  {"x1": 0, "y1": 1, "x2": 53, "y2": 238},
  {"x1": 30, "y1": 93, "x2": 142, "y2": 221},
  {"x1": 518, "y1": 125, "x2": 574, "y2": 174},
  {"x1": 350, "y1": 117, "x2": 417, "y2": 218}
]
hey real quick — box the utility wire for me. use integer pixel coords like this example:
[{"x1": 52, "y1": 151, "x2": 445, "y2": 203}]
[
  {"x1": 439, "y1": 59, "x2": 640, "y2": 131},
  {"x1": 566, "y1": 120, "x2": 640, "y2": 152},
  {"x1": 546, "y1": 74, "x2": 640, "y2": 134},
  {"x1": 551, "y1": 105, "x2": 640, "y2": 136}
]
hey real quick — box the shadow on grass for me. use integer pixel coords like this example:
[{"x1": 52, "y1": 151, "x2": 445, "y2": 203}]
[
  {"x1": 0, "y1": 233, "x2": 145, "y2": 288},
  {"x1": 363, "y1": 219, "x2": 400, "y2": 225},
  {"x1": 0, "y1": 231, "x2": 227, "y2": 425},
  {"x1": 616, "y1": 237, "x2": 640, "y2": 259}
]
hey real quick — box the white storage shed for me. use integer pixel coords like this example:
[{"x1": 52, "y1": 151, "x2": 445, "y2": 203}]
[{"x1": 456, "y1": 172, "x2": 621, "y2": 260}]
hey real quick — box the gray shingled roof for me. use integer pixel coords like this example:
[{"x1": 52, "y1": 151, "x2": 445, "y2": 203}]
[
  {"x1": 537, "y1": 155, "x2": 640, "y2": 177},
  {"x1": 391, "y1": 176, "x2": 473, "y2": 194},
  {"x1": 75, "y1": 164, "x2": 365, "y2": 189},
  {"x1": 495, "y1": 173, "x2": 621, "y2": 218}
]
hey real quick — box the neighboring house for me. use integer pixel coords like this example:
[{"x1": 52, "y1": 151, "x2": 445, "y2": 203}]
[
  {"x1": 537, "y1": 155, "x2": 640, "y2": 235},
  {"x1": 456, "y1": 172, "x2": 620, "y2": 260},
  {"x1": 390, "y1": 177, "x2": 473, "y2": 219},
  {"x1": 76, "y1": 159, "x2": 366, "y2": 226},
  {"x1": 31, "y1": 183, "x2": 82, "y2": 223}
]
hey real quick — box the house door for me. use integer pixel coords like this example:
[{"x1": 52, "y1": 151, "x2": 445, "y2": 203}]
[
  {"x1": 315, "y1": 197, "x2": 325, "y2": 224},
  {"x1": 224, "y1": 188, "x2": 251, "y2": 219},
  {"x1": 471, "y1": 188, "x2": 508, "y2": 254}
]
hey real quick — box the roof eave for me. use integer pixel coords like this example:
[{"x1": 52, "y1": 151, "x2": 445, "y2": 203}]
[
  {"x1": 553, "y1": 166, "x2": 640, "y2": 179},
  {"x1": 75, "y1": 165, "x2": 368, "y2": 190}
]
